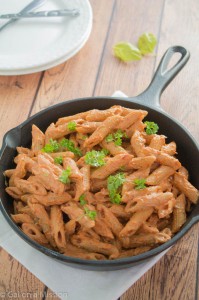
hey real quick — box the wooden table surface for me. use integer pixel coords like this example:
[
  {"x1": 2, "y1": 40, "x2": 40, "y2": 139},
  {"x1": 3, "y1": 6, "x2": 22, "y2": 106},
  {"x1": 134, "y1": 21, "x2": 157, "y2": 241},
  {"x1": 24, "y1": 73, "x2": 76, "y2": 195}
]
[{"x1": 0, "y1": 0, "x2": 199, "y2": 299}]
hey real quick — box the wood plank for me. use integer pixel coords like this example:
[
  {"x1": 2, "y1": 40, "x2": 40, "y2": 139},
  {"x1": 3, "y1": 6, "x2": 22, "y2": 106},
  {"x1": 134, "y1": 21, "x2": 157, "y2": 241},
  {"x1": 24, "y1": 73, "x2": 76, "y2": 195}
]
[
  {"x1": 31, "y1": 0, "x2": 115, "y2": 115},
  {"x1": 153, "y1": 0, "x2": 199, "y2": 140},
  {"x1": 94, "y1": 0, "x2": 165, "y2": 97},
  {"x1": 121, "y1": 224, "x2": 199, "y2": 300},
  {"x1": 0, "y1": 248, "x2": 45, "y2": 299},
  {"x1": 0, "y1": 72, "x2": 42, "y2": 144}
]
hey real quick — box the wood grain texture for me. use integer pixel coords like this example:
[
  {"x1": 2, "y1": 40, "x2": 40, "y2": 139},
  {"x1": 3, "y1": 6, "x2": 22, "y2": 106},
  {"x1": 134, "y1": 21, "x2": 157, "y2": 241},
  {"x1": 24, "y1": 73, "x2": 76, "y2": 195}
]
[
  {"x1": 0, "y1": 248, "x2": 45, "y2": 299},
  {"x1": 154, "y1": 0, "x2": 199, "y2": 140},
  {"x1": 31, "y1": 0, "x2": 115, "y2": 115},
  {"x1": 0, "y1": 73, "x2": 42, "y2": 144},
  {"x1": 94, "y1": 0, "x2": 165, "y2": 97}
]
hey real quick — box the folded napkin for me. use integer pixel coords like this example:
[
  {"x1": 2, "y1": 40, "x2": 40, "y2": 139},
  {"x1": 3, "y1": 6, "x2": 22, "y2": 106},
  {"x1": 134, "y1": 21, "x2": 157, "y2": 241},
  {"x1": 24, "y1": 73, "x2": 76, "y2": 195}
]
[{"x1": 0, "y1": 91, "x2": 168, "y2": 300}]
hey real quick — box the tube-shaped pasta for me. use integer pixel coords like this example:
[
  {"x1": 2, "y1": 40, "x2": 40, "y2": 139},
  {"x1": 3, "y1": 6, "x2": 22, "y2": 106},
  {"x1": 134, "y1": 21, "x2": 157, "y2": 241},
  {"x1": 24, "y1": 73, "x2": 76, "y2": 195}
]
[
  {"x1": 50, "y1": 205, "x2": 66, "y2": 251},
  {"x1": 118, "y1": 246, "x2": 151, "y2": 258},
  {"x1": 61, "y1": 202, "x2": 95, "y2": 230},
  {"x1": 174, "y1": 172, "x2": 199, "y2": 204},
  {"x1": 76, "y1": 122, "x2": 102, "y2": 134},
  {"x1": 97, "y1": 204, "x2": 123, "y2": 238},
  {"x1": 28, "y1": 201, "x2": 55, "y2": 247},
  {"x1": 45, "y1": 120, "x2": 83, "y2": 144},
  {"x1": 30, "y1": 192, "x2": 72, "y2": 206},
  {"x1": 21, "y1": 223, "x2": 49, "y2": 245},
  {"x1": 122, "y1": 168, "x2": 150, "y2": 196},
  {"x1": 130, "y1": 130, "x2": 146, "y2": 157},
  {"x1": 100, "y1": 140, "x2": 127, "y2": 156},
  {"x1": 146, "y1": 166, "x2": 175, "y2": 185},
  {"x1": 119, "y1": 208, "x2": 153, "y2": 237},
  {"x1": 31, "y1": 125, "x2": 45, "y2": 152},
  {"x1": 32, "y1": 164, "x2": 65, "y2": 195},
  {"x1": 128, "y1": 155, "x2": 156, "y2": 169},
  {"x1": 83, "y1": 115, "x2": 123, "y2": 148},
  {"x1": 11, "y1": 213, "x2": 34, "y2": 224},
  {"x1": 149, "y1": 135, "x2": 166, "y2": 150},
  {"x1": 118, "y1": 110, "x2": 147, "y2": 130},
  {"x1": 86, "y1": 106, "x2": 123, "y2": 121},
  {"x1": 5, "y1": 187, "x2": 23, "y2": 200},
  {"x1": 71, "y1": 234, "x2": 119, "y2": 259},
  {"x1": 14, "y1": 178, "x2": 47, "y2": 195},
  {"x1": 172, "y1": 194, "x2": 186, "y2": 233},
  {"x1": 125, "y1": 231, "x2": 171, "y2": 248},
  {"x1": 63, "y1": 242, "x2": 106, "y2": 260},
  {"x1": 125, "y1": 120, "x2": 146, "y2": 138},
  {"x1": 94, "y1": 217, "x2": 114, "y2": 240},
  {"x1": 91, "y1": 154, "x2": 132, "y2": 179},
  {"x1": 125, "y1": 192, "x2": 174, "y2": 213},
  {"x1": 156, "y1": 153, "x2": 181, "y2": 170},
  {"x1": 161, "y1": 142, "x2": 177, "y2": 155}
]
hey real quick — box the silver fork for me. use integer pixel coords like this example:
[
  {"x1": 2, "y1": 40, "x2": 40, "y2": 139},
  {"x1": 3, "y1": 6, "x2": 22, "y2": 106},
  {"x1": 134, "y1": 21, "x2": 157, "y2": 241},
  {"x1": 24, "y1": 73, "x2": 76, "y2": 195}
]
[{"x1": 0, "y1": 0, "x2": 46, "y2": 32}]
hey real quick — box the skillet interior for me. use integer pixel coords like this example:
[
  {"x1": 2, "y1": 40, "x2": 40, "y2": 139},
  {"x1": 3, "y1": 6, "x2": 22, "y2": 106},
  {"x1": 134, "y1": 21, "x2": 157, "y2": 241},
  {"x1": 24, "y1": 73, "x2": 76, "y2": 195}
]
[{"x1": 0, "y1": 97, "x2": 199, "y2": 270}]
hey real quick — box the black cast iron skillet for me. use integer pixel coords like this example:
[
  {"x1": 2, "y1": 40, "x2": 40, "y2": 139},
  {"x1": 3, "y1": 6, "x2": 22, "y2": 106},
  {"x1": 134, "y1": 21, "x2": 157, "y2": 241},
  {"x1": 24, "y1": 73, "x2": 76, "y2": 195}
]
[{"x1": 0, "y1": 46, "x2": 198, "y2": 271}]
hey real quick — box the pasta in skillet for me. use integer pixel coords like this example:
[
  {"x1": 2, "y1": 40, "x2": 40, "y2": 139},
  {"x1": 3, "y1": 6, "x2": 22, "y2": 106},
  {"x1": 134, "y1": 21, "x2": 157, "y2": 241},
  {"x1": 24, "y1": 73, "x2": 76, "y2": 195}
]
[{"x1": 5, "y1": 105, "x2": 199, "y2": 260}]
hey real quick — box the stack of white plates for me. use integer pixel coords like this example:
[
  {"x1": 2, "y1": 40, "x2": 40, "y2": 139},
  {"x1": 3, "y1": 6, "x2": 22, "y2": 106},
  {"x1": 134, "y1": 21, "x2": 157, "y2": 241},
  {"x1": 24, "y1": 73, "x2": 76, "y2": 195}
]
[{"x1": 0, "y1": 0, "x2": 92, "y2": 75}]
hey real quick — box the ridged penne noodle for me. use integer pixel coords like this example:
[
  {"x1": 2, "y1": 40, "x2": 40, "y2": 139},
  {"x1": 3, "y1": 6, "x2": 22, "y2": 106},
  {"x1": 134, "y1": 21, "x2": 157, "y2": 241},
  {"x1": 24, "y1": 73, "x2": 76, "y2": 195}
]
[
  {"x1": 11, "y1": 213, "x2": 34, "y2": 224},
  {"x1": 71, "y1": 234, "x2": 119, "y2": 259},
  {"x1": 94, "y1": 217, "x2": 114, "y2": 240},
  {"x1": 172, "y1": 194, "x2": 187, "y2": 233},
  {"x1": 83, "y1": 115, "x2": 123, "y2": 148},
  {"x1": 118, "y1": 246, "x2": 151, "y2": 258},
  {"x1": 63, "y1": 242, "x2": 106, "y2": 260},
  {"x1": 31, "y1": 124, "x2": 45, "y2": 152},
  {"x1": 100, "y1": 140, "x2": 127, "y2": 156},
  {"x1": 125, "y1": 231, "x2": 171, "y2": 248},
  {"x1": 21, "y1": 223, "x2": 49, "y2": 245},
  {"x1": 32, "y1": 164, "x2": 65, "y2": 195},
  {"x1": 29, "y1": 192, "x2": 72, "y2": 206},
  {"x1": 156, "y1": 153, "x2": 181, "y2": 170},
  {"x1": 125, "y1": 120, "x2": 146, "y2": 138},
  {"x1": 50, "y1": 205, "x2": 66, "y2": 251},
  {"x1": 125, "y1": 192, "x2": 174, "y2": 213},
  {"x1": 65, "y1": 220, "x2": 76, "y2": 240},
  {"x1": 5, "y1": 186, "x2": 23, "y2": 200},
  {"x1": 61, "y1": 202, "x2": 95, "y2": 230},
  {"x1": 118, "y1": 110, "x2": 147, "y2": 130},
  {"x1": 85, "y1": 106, "x2": 123, "y2": 121},
  {"x1": 128, "y1": 155, "x2": 156, "y2": 169},
  {"x1": 130, "y1": 130, "x2": 146, "y2": 157},
  {"x1": 5, "y1": 106, "x2": 198, "y2": 261},
  {"x1": 119, "y1": 208, "x2": 153, "y2": 237},
  {"x1": 178, "y1": 166, "x2": 189, "y2": 179},
  {"x1": 14, "y1": 178, "x2": 47, "y2": 195},
  {"x1": 28, "y1": 201, "x2": 55, "y2": 247},
  {"x1": 122, "y1": 168, "x2": 150, "y2": 196},
  {"x1": 97, "y1": 204, "x2": 123, "y2": 238},
  {"x1": 45, "y1": 120, "x2": 83, "y2": 144},
  {"x1": 161, "y1": 141, "x2": 177, "y2": 155},
  {"x1": 146, "y1": 165, "x2": 175, "y2": 185},
  {"x1": 174, "y1": 172, "x2": 199, "y2": 203},
  {"x1": 149, "y1": 135, "x2": 166, "y2": 150},
  {"x1": 76, "y1": 122, "x2": 102, "y2": 134},
  {"x1": 91, "y1": 154, "x2": 132, "y2": 179}
]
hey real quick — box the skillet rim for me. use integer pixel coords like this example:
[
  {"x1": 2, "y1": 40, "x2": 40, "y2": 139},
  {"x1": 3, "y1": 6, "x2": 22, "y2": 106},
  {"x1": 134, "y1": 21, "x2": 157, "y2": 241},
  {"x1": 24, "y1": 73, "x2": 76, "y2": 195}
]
[{"x1": 0, "y1": 95, "x2": 198, "y2": 268}]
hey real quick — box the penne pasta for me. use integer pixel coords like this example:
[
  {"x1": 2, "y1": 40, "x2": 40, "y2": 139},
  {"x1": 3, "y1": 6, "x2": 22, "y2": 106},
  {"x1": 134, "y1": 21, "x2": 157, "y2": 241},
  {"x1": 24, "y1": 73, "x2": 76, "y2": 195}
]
[{"x1": 5, "y1": 106, "x2": 198, "y2": 261}]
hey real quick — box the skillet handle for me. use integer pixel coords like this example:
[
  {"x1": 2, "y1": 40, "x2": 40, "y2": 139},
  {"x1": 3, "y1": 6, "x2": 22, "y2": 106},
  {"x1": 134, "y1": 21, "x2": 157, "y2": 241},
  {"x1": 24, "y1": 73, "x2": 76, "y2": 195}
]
[{"x1": 135, "y1": 46, "x2": 190, "y2": 108}]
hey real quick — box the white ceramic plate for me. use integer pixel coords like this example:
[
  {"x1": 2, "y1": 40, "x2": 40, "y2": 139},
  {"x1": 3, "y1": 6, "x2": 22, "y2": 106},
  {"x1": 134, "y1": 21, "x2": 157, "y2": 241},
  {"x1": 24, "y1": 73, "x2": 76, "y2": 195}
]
[{"x1": 0, "y1": 0, "x2": 92, "y2": 74}]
